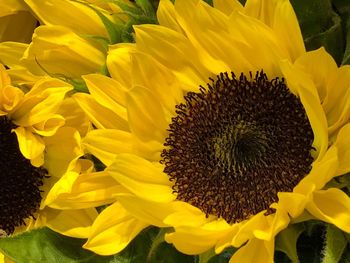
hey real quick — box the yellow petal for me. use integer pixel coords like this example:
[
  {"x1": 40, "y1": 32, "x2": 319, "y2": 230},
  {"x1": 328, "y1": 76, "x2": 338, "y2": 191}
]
[
  {"x1": 0, "y1": 84, "x2": 24, "y2": 113},
  {"x1": 43, "y1": 127, "x2": 83, "y2": 178},
  {"x1": 307, "y1": 188, "x2": 350, "y2": 233},
  {"x1": 73, "y1": 93, "x2": 129, "y2": 130},
  {"x1": 46, "y1": 170, "x2": 128, "y2": 210},
  {"x1": 325, "y1": 65, "x2": 350, "y2": 134},
  {"x1": 107, "y1": 43, "x2": 135, "y2": 89},
  {"x1": 294, "y1": 47, "x2": 337, "y2": 104},
  {"x1": 134, "y1": 24, "x2": 209, "y2": 91},
  {"x1": 229, "y1": 238, "x2": 274, "y2": 263},
  {"x1": 244, "y1": 0, "x2": 305, "y2": 61},
  {"x1": 42, "y1": 207, "x2": 98, "y2": 238},
  {"x1": 116, "y1": 194, "x2": 176, "y2": 227},
  {"x1": 23, "y1": 0, "x2": 109, "y2": 37},
  {"x1": 83, "y1": 202, "x2": 148, "y2": 255},
  {"x1": 0, "y1": 11, "x2": 36, "y2": 43},
  {"x1": 213, "y1": 0, "x2": 243, "y2": 15},
  {"x1": 126, "y1": 85, "x2": 168, "y2": 142},
  {"x1": 83, "y1": 74, "x2": 127, "y2": 124},
  {"x1": 157, "y1": 0, "x2": 184, "y2": 33},
  {"x1": 0, "y1": 42, "x2": 28, "y2": 68},
  {"x1": 165, "y1": 219, "x2": 233, "y2": 255},
  {"x1": 10, "y1": 77, "x2": 72, "y2": 131},
  {"x1": 106, "y1": 154, "x2": 175, "y2": 203},
  {"x1": 13, "y1": 126, "x2": 45, "y2": 167},
  {"x1": 83, "y1": 129, "x2": 163, "y2": 166},
  {"x1": 332, "y1": 123, "x2": 350, "y2": 176},
  {"x1": 56, "y1": 97, "x2": 91, "y2": 136},
  {"x1": 294, "y1": 146, "x2": 338, "y2": 195},
  {"x1": 131, "y1": 51, "x2": 183, "y2": 116},
  {"x1": 281, "y1": 59, "x2": 328, "y2": 161},
  {"x1": 21, "y1": 25, "x2": 106, "y2": 79},
  {"x1": 0, "y1": 64, "x2": 11, "y2": 87}
]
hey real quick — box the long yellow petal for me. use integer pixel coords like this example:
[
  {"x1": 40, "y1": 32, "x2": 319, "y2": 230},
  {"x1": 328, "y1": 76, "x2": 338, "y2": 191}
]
[
  {"x1": 42, "y1": 207, "x2": 98, "y2": 238},
  {"x1": 244, "y1": 0, "x2": 305, "y2": 61},
  {"x1": 73, "y1": 93, "x2": 129, "y2": 130},
  {"x1": 83, "y1": 202, "x2": 148, "y2": 255},
  {"x1": 229, "y1": 238, "x2": 274, "y2": 263},
  {"x1": 213, "y1": 0, "x2": 243, "y2": 15},
  {"x1": 126, "y1": 85, "x2": 168, "y2": 142},
  {"x1": 23, "y1": 0, "x2": 109, "y2": 37},
  {"x1": 107, "y1": 154, "x2": 175, "y2": 203}
]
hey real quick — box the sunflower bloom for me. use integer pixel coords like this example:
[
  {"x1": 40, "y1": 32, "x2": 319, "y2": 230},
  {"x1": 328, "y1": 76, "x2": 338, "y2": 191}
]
[
  {"x1": 73, "y1": 0, "x2": 350, "y2": 261},
  {"x1": 0, "y1": 64, "x2": 96, "y2": 238}
]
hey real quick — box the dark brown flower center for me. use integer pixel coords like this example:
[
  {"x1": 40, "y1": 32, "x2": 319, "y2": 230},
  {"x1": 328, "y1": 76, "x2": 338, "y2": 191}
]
[
  {"x1": 0, "y1": 116, "x2": 47, "y2": 234},
  {"x1": 161, "y1": 71, "x2": 314, "y2": 223}
]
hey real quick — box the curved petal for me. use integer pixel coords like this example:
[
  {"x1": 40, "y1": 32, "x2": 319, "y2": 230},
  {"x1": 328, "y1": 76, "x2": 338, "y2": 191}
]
[
  {"x1": 73, "y1": 93, "x2": 129, "y2": 130},
  {"x1": 47, "y1": 170, "x2": 128, "y2": 210},
  {"x1": 83, "y1": 73, "x2": 128, "y2": 108},
  {"x1": 23, "y1": 0, "x2": 109, "y2": 37},
  {"x1": 294, "y1": 146, "x2": 338, "y2": 195},
  {"x1": 21, "y1": 25, "x2": 106, "y2": 79},
  {"x1": 229, "y1": 238, "x2": 274, "y2": 263},
  {"x1": 0, "y1": 42, "x2": 28, "y2": 68},
  {"x1": 213, "y1": 0, "x2": 243, "y2": 15},
  {"x1": 307, "y1": 188, "x2": 350, "y2": 233},
  {"x1": 13, "y1": 126, "x2": 45, "y2": 167},
  {"x1": 165, "y1": 219, "x2": 233, "y2": 255},
  {"x1": 106, "y1": 154, "x2": 175, "y2": 203},
  {"x1": 134, "y1": 24, "x2": 209, "y2": 91},
  {"x1": 332, "y1": 123, "x2": 350, "y2": 176},
  {"x1": 157, "y1": 0, "x2": 185, "y2": 33},
  {"x1": 294, "y1": 48, "x2": 337, "y2": 104},
  {"x1": 244, "y1": 0, "x2": 305, "y2": 61},
  {"x1": 116, "y1": 195, "x2": 177, "y2": 227},
  {"x1": 43, "y1": 127, "x2": 83, "y2": 178},
  {"x1": 131, "y1": 51, "x2": 183, "y2": 116},
  {"x1": 107, "y1": 43, "x2": 135, "y2": 89},
  {"x1": 83, "y1": 202, "x2": 148, "y2": 255},
  {"x1": 281, "y1": 59, "x2": 328, "y2": 161},
  {"x1": 83, "y1": 129, "x2": 163, "y2": 166},
  {"x1": 42, "y1": 207, "x2": 98, "y2": 238}
]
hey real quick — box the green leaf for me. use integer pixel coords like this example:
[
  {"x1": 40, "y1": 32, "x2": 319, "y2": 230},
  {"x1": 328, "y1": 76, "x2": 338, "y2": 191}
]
[
  {"x1": 321, "y1": 224, "x2": 348, "y2": 263},
  {"x1": 111, "y1": 227, "x2": 194, "y2": 263},
  {"x1": 297, "y1": 221, "x2": 326, "y2": 263},
  {"x1": 276, "y1": 223, "x2": 305, "y2": 263},
  {"x1": 0, "y1": 228, "x2": 114, "y2": 263},
  {"x1": 333, "y1": 0, "x2": 350, "y2": 64},
  {"x1": 198, "y1": 249, "x2": 216, "y2": 263},
  {"x1": 207, "y1": 248, "x2": 236, "y2": 263},
  {"x1": 135, "y1": 0, "x2": 157, "y2": 18},
  {"x1": 291, "y1": 0, "x2": 344, "y2": 64}
]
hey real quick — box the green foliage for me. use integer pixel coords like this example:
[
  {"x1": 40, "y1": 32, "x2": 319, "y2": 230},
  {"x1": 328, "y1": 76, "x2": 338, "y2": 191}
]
[
  {"x1": 276, "y1": 223, "x2": 305, "y2": 262},
  {"x1": 0, "y1": 227, "x2": 194, "y2": 263},
  {"x1": 322, "y1": 225, "x2": 348, "y2": 263}
]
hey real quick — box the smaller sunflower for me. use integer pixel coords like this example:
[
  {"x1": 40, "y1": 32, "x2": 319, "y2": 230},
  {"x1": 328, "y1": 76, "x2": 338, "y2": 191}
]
[
  {"x1": 0, "y1": 64, "x2": 97, "y2": 239},
  {"x1": 72, "y1": 0, "x2": 350, "y2": 262}
]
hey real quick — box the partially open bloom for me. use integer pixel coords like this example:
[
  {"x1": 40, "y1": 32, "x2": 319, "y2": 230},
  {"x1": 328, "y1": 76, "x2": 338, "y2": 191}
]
[
  {"x1": 0, "y1": 64, "x2": 96, "y2": 239},
  {"x1": 72, "y1": 0, "x2": 350, "y2": 262}
]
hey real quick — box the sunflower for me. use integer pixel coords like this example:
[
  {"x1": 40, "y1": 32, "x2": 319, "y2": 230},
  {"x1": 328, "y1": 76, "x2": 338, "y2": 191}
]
[
  {"x1": 0, "y1": 64, "x2": 97, "y2": 241},
  {"x1": 73, "y1": 0, "x2": 350, "y2": 261}
]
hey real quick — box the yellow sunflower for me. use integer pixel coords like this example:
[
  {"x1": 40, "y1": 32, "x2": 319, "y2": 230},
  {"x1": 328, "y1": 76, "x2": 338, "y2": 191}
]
[
  {"x1": 0, "y1": 64, "x2": 97, "y2": 241},
  {"x1": 16, "y1": 0, "x2": 137, "y2": 80},
  {"x1": 72, "y1": 0, "x2": 350, "y2": 262}
]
